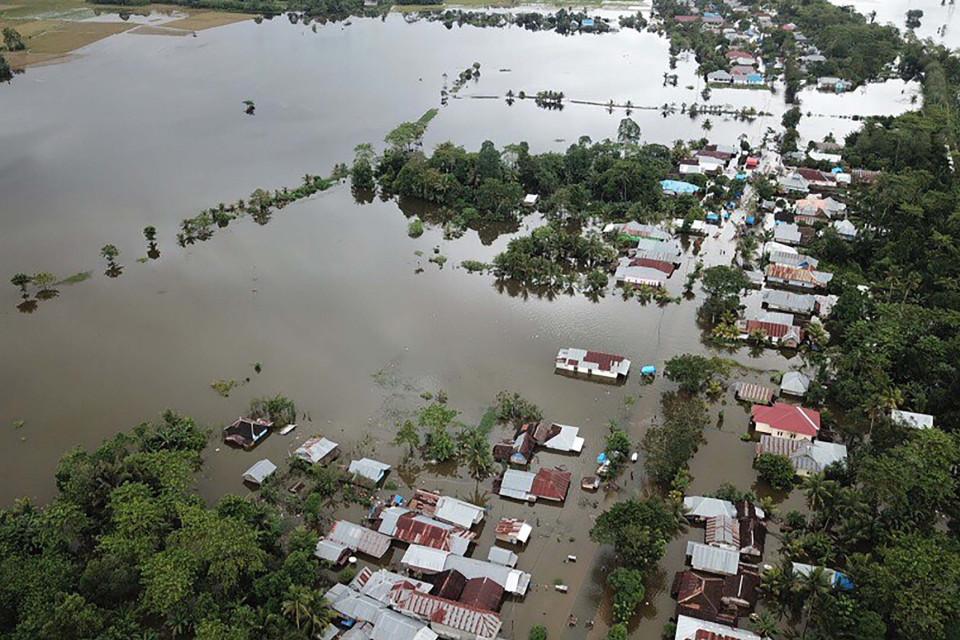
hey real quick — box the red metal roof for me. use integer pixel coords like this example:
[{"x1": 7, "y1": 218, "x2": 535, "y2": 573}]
[
  {"x1": 459, "y1": 577, "x2": 505, "y2": 612},
  {"x1": 765, "y1": 263, "x2": 824, "y2": 287},
  {"x1": 752, "y1": 403, "x2": 821, "y2": 437},
  {"x1": 530, "y1": 468, "x2": 572, "y2": 502},
  {"x1": 629, "y1": 257, "x2": 676, "y2": 276},
  {"x1": 582, "y1": 351, "x2": 626, "y2": 372},
  {"x1": 695, "y1": 629, "x2": 744, "y2": 640},
  {"x1": 675, "y1": 15, "x2": 699, "y2": 22},
  {"x1": 744, "y1": 320, "x2": 801, "y2": 341},
  {"x1": 390, "y1": 584, "x2": 502, "y2": 639},
  {"x1": 394, "y1": 513, "x2": 474, "y2": 551},
  {"x1": 797, "y1": 167, "x2": 835, "y2": 183}
]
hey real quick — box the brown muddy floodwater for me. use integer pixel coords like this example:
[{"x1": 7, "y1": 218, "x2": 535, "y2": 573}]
[{"x1": 0, "y1": 10, "x2": 906, "y2": 638}]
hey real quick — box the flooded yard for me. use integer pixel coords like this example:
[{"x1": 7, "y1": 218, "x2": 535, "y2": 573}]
[{"x1": 0, "y1": 8, "x2": 906, "y2": 638}]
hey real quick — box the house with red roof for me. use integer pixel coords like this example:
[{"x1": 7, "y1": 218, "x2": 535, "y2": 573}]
[{"x1": 751, "y1": 403, "x2": 820, "y2": 441}]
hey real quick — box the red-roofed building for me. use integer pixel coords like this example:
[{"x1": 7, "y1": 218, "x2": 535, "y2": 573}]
[
  {"x1": 459, "y1": 577, "x2": 505, "y2": 612},
  {"x1": 743, "y1": 320, "x2": 804, "y2": 349},
  {"x1": 393, "y1": 512, "x2": 475, "y2": 554},
  {"x1": 531, "y1": 468, "x2": 572, "y2": 502},
  {"x1": 752, "y1": 403, "x2": 820, "y2": 440},
  {"x1": 675, "y1": 15, "x2": 699, "y2": 23},
  {"x1": 629, "y1": 257, "x2": 676, "y2": 276},
  {"x1": 390, "y1": 584, "x2": 502, "y2": 639}
]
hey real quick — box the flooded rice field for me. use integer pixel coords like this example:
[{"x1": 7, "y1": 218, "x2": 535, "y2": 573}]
[{"x1": 0, "y1": 8, "x2": 902, "y2": 638}]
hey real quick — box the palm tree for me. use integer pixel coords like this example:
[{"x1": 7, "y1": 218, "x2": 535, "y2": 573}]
[
  {"x1": 796, "y1": 567, "x2": 832, "y2": 639},
  {"x1": 749, "y1": 610, "x2": 780, "y2": 639},
  {"x1": 460, "y1": 427, "x2": 493, "y2": 488},
  {"x1": 802, "y1": 474, "x2": 835, "y2": 512},
  {"x1": 281, "y1": 585, "x2": 314, "y2": 631}
]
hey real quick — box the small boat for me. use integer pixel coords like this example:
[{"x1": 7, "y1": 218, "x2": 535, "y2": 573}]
[{"x1": 278, "y1": 423, "x2": 298, "y2": 435}]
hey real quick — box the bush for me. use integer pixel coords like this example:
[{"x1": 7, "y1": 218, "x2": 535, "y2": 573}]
[
  {"x1": 754, "y1": 453, "x2": 796, "y2": 491},
  {"x1": 528, "y1": 625, "x2": 548, "y2": 640},
  {"x1": 408, "y1": 218, "x2": 424, "y2": 238}
]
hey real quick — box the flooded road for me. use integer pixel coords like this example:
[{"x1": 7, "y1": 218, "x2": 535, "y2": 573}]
[{"x1": 0, "y1": 9, "x2": 900, "y2": 638}]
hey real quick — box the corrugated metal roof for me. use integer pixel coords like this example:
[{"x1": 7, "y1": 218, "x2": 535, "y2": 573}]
[
  {"x1": 705, "y1": 516, "x2": 740, "y2": 549},
  {"x1": 242, "y1": 459, "x2": 276, "y2": 485},
  {"x1": 735, "y1": 382, "x2": 774, "y2": 405},
  {"x1": 434, "y1": 496, "x2": 485, "y2": 529},
  {"x1": 444, "y1": 554, "x2": 532, "y2": 595},
  {"x1": 349, "y1": 458, "x2": 391, "y2": 483},
  {"x1": 780, "y1": 371, "x2": 811, "y2": 396},
  {"x1": 327, "y1": 520, "x2": 392, "y2": 558},
  {"x1": 294, "y1": 436, "x2": 339, "y2": 464},
  {"x1": 674, "y1": 614, "x2": 762, "y2": 640},
  {"x1": 686, "y1": 541, "x2": 740, "y2": 575},
  {"x1": 495, "y1": 518, "x2": 532, "y2": 544},
  {"x1": 390, "y1": 584, "x2": 502, "y2": 639},
  {"x1": 401, "y1": 544, "x2": 449, "y2": 573},
  {"x1": 487, "y1": 546, "x2": 519, "y2": 567},
  {"x1": 891, "y1": 409, "x2": 934, "y2": 429},
  {"x1": 314, "y1": 539, "x2": 349, "y2": 563},
  {"x1": 684, "y1": 496, "x2": 737, "y2": 519}
]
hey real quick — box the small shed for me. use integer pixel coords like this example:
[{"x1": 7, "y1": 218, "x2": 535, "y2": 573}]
[
  {"x1": 523, "y1": 194, "x2": 539, "y2": 207},
  {"x1": 495, "y1": 518, "x2": 532, "y2": 545},
  {"x1": 780, "y1": 371, "x2": 811, "y2": 397},
  {"x1": 223, "y1": 417, "x2": 272, "y2": 450},
  {"x1": 242, "y1": 459, "x2": 277, "y2": 486},
  {"x1": 348, "y1": 458, "x2": 391, "y2": 486},
  {"x1": 487, "y1": 546, "x2": 519, "y2": 568},
  {"x1": 735, "y1": 382, "x2": 775, "y2": 405}
]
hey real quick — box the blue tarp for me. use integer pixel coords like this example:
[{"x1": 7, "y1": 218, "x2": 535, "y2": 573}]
[
  {"x1": 597, "y1": 452, "x2": 608, "y2": 464},
  {"x1": 746, "y1": 215, "x2": 756, "y2": 225},
  {"x1": 834, "y1": 572, "x2": 855, "y2": 591},
  {"x1": 831, "y1": 166, "x2": 844, "y2": 174},
  {"x1": 706, "y1": 213, "x2": 720, "y2": 222},
  {"x1": 735, "y1": 172, "x2": 748, "y2": 180},
  {"x1": 580, "y1": 17, "x2": 595, "y2": 27},
  {"x1": 641, "y1": 365, "x2": 657, "y2": 375},
  {"x1": 661, "y1": 179, "x2": 701, "y2": 195}
]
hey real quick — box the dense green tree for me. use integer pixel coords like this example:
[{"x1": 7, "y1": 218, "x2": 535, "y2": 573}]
[
  {"x1": 641, "y1": 392, "x2": 707, "y2": 486},
  {"x1": 754, "y1": 453, "x2": 796, "y2": 491}
]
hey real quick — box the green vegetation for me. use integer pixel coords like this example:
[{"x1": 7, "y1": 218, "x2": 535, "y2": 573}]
[
  {"x1": 0, "y1": 410, "x2": 342, "y2": 638},
  {"x1": 493, "y1": 390, "x2": 542, "y2": 429},
  {"x1": 100, "y1": 244, "x2": 122, "y2": 277},
  {"x1": 663, "y1": 353, "x2": 730, "y2": 395},
  {"x1": 0, "y1": 54, "x2": 11, "y2": 83},
  {"x1": 248, "y1": 394, "x2": 297, "y2": 427},
  {"x1": 2, "y1": 27, "x2": 25, "y2": 52},
  {"x1": 640, "y1": 392, "x2": 707, "y2": 486},
  {"x1": 407, "y1": 218, "x2": 424, "y2": 238},
  {"x1": 528, "y1": 624, "x2": 548, "y2": 640},
  {"x1": 754, "y1": 452, "x2": 795, "y2": 491},
  {"x1": 699, "y1": 265, "x2": 747, "y2": 323}
]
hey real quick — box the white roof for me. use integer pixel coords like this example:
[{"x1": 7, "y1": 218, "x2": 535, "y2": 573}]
[
  {"x1": 780, "y1": 371, "x2": 811, "y2": 396},
  {"x1": 242, "y1": 459, "x2": 277, "y2": 485},
  {"x1": 351, "y1": 568, "x2": 433, "y2": 604},
  {"x1": 349, "y1": 458, "x2": 391, "y2": 483},
  {"x1": 401, "y1": 544, "x2": 449, "y2": 573},
  {"x1": 327, "y1": 520, "x2": 393, "y2": 558},
  {"x1": 294, "y1": 436, "x2": 339, "y2": 464},
  {"x1": 444, "y1": 554, "x2": 532, "y2": 595},
  {"x1": 523, "y1": 193, "x2": 539, "y2": 204},
  {"x1": 487, "y1": 546, "x2": 519, "y2": 567},
  {"x1": 774, "y1": 223, "x2": 802, "y2": 244},
  {"x1": 376, "y1": 506, "x2": 409, "y2": 536},
  {"x1": 891, "y1": 409, "x2": 934, "y2": 429},
  {"x1": 683, "y1": 496, "x2": 737, "y2": 519},
  {"x1": 499, "y1": 469, "x2": 536, "y2": 501},
  {"x1": 832, "y1": 219, "x2": 857, "y2": 237},
  {"x1": 764, "y1": 241, "x2": 798, "y2": 256},
  {"x1": 315, "y1": 538, "x2": 349, "y2": 563},
  {"x1": 543, "y1": 424, "x2": 584, "y2": 453},
  {"x1": 806, "y1": 441, "x2": 848, "y2": 469},
  {"x1": 434, "y1": 496, "x2": 485, "y2": 529},
  {"x1": 371, "y1": 610, "x2": 438, "y2": 640},
  {"x1": 674, "y1": 614, "x2": 761, "y2": 640},
  {"x1": 686, "y1": 541, "x2": 740, "y2": 575}
]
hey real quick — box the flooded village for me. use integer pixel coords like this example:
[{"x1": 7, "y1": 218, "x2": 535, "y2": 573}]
[{"x1": 1, "y1": 0, "x2": 958, "y2": 639}]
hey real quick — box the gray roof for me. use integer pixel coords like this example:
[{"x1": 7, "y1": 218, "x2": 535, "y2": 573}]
[
  {"x1": 499, "y1": 469, "x2": 535, "y2": 501},
  {"x1": 444, "y1": 553, "x2": 532, "y2": 595},
  {"x1": 780, "y1": 371, "x2": 811, "y2": 396},
  {"x1": 314, "y1": 538, "x2": 349, "y2": 563},
  {"x1": 832, "y1": 219, "x2": 857, "y2": 238},
  {"x1": 349, "y1": 458, "x2": 391, "y2": 484},
  {"x1": 434, "y1": 496, "x2": 485, "y2": 529},
  {"x1": 370, "y1": 609, "x2": 438, "y2": 640},
  {"x1": 768, "y1": 250, "x2": 819, "y2": 269},
  {"x1": 350, "y1": 568, "x2": 433, "y2": 604},
  {"x1": 294, "y1": 436, "x2": 339, "y2": 464},
  {"x1": 400, "y1": 544, "x2": 449, "y2": 573},
  {"x1": 487, "y1": 545, "x2": 519, "y2": 567},
  {"x1": 763, "y1": 289, "x2": 816, "y2": 314},
  {"x1": 242, "y1": 459, "x2": 276, "y2": 485},
  {"x1": 685, "y1": 541, "x2": 740, "y2": 575},
  {"x1": 774, "y1": 223, "x2": 802, "y2": 244},
  {"x1": 683, "y1": 496, "x2": 737, "y2": 519},
  {"x1": 326, "y1": 520, "x2": 393, "y2": 558}
]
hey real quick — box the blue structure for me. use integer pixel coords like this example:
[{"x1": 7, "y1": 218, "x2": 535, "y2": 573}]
[
  {"x1": 746, "y1": 73, "x2": 765, "y2": 85},
  {"x1": 580, "y1": 17, "x2": 595, "y2": 28},
  {"x1": 745, "y1": 215, "x2": 756, "y2": 225},
  {"x1": 640, "y1": 365, "x2": 657, "y2": 376},
  {"x1": 661, "y1": 179, "x2": 701, "y2": 196},
  {"x1": 597, "y1": 452, "x2": 609, "y2": 464},
  {"x1": 831, "y1": 166, "x2": 844, "y2": 174},
  {"x1": 706, "y1": 212, "x2": 720, "y2": 224}
]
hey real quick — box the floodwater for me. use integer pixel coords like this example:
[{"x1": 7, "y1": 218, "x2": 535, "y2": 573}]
[
  {"x1": 0, "y1": 10, "x2": 900, "y2": 639},
  {"x1": 841, "y1": 0, "x2": 960, "y2": 47}
]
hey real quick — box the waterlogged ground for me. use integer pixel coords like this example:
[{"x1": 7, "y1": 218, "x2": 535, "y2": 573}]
[{"x1": 0, "y1": 9, "x2": 903, "y2": 638}]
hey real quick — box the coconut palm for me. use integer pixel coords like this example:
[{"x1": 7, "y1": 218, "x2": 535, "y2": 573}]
[
  {"x1": 459, "y1": 426, "x2": 493, "y2": 488},
  {"x1": 796, "y1": 567, "x2": 832, "y2": 639},
  {"x1": 749, "y1": 610, "x2": 780, "y2": 639},
  {"x1": 802, "y1": 474, "x2": 835, "y2": 512},
  {"x1": 281, "y1": 585, "x2": 318, "y2": 631},
  {"x1": 10, "y1": 273, "x2": 31, "y2": 298},
  {"x1": 32, "y1": 272, "x2": 58, "y2": 300}
]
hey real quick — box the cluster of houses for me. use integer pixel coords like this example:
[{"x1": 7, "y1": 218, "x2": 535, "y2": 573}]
[
  {"x1": 707, "y1": 48, "x2": 765, "y2": 87},
  {"x1": 315, "y1": 486, "x2": 535, "y2": 640},
  {"x1": 669, "y1": 495, "x2": 768, "y2": 639},
  {"x1": 604, "y1": 222, "x2": 683, "y2": 289}
]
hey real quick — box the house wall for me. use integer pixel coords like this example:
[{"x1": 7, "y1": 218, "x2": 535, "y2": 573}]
[{"x1": 754, "y1": 422, "x2": 814, "y2": 442}]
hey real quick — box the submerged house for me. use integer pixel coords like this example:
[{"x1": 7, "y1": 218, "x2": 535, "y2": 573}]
[
  {"x1": 615, "y1": 258, "x2": 668, "y2": 288},
  {"x1": 765, "y1": 263, "x2": 833, "y2": 290},
  {"x1": 555, "y1": 348, "x2": 631, "y2": 380},
  {"x1": 755, "y1": 435, "x2": 847, "y2": 476},
  {"x1": 741, "y1": 315, "x2": 805, "y2": 349},
  {"x1": 752, "y1": 403, "x2": 820, "y2": 441},
  {"x1": 408, "y1": 490, "x2": 485, "y2": 531},
  {"x1": 673, "y1": 614, "x2": 761, "y2": 640},
  {"x1": 389, "y1": 583, "x2": 503, "y2": 640},
  {"x1": 349, "y1": 458, "x2": 392, "y2": 486},
  {"x1": 734, "y1": 382, "x2": 775, "y2": 405},
  {"x1": 779, "y1": 371, "x2": 811, "y2": 397},
  {"x1": 376, "y1": 507, "x2": 475, "y2": 556},
  {"x1": 242, "y1": 459, "x2": 276, "y2": 486},
  {"x1": 495, "y1": 518, "x2": 532, "y2": 545},
  {"x1": 223, "y1": 417, "x2": 272, "y2": 449},
  {"x1": 318, "y1": 520, "x2": 393, "y2": 561},
  {"x1": 762, "y1": 289, "x2": 816, "y2": 316},
  {"x1": 293, "y1": 436, "x2": 340, "y2": 465},
  {"x1": 672, "y1": 568, "x2": 760, "y2": 626},
  {"x1": 496, "y1": 468, "x2": 572, "y2": 503}
]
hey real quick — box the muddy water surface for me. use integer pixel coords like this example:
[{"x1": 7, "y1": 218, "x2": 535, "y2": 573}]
[{"x1": 0, "y1": 11, "x2": 899, "y2": 638}]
